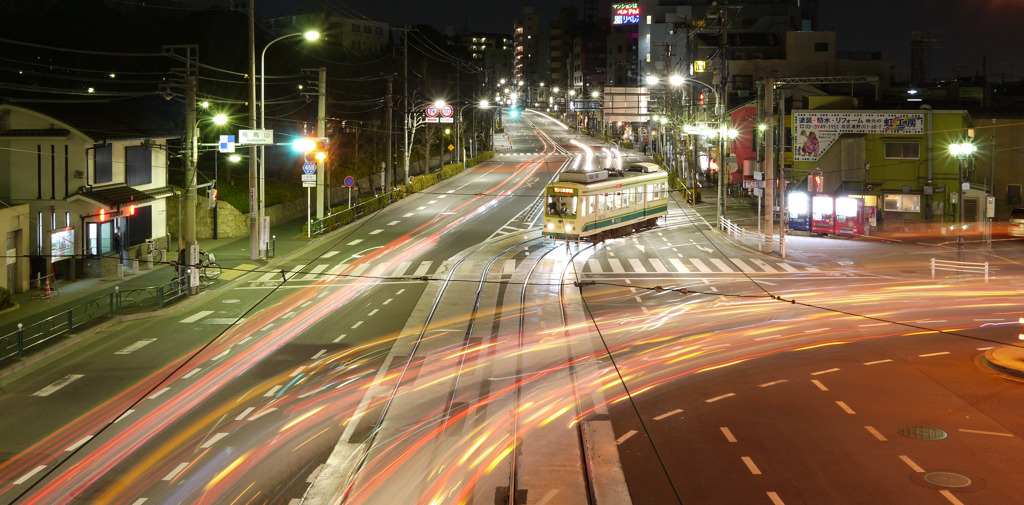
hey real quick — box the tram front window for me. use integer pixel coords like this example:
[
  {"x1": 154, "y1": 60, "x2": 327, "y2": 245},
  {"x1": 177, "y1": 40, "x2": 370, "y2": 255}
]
[{"x1": 547, "y1": 195, "x2": 577, "y2": 217}]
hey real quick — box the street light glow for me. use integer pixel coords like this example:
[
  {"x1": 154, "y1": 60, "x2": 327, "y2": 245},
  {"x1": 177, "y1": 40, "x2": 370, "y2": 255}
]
[
  {"x1": 646, "y1": 75, "x2": 660, "y2": 86},
  {"x1": 213, "y1": 114, "x2": 228, "y2": 125},
  {"x1": 669, "y1": 74, "x2": 685, "y2": 86},
  {"x1": 304, "y1": 30, "x2": 320, "y2": 41},
  {"x1": 948, "y1": 142, "x2": 976, "y2": 157}
]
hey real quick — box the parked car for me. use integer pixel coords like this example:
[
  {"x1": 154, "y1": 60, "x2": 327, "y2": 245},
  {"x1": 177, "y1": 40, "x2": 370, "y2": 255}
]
[{"x1": 1009, "y1": 208, "x2": 1024, "y2": 237}]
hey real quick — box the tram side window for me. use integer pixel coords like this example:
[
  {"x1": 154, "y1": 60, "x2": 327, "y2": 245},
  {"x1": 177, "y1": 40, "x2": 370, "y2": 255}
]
[
  {"x1": 647, "y1": 184, "x2": 654, "y2": 203},
  {"x1": 598, "y1": 194, "x2": 606, "y2": 213},
  {"x1": 588, "y1": 196, "x2": 596, "y2": 216},
  {"x1": 605, "y1": 193, "x2": 614, "y2": 211},
  {"x1": 547, "y1": 195, "x2": 577, "y2": 217},
  {"x1": 614, "y1": 191, "x2": 622, "y2": 210}
]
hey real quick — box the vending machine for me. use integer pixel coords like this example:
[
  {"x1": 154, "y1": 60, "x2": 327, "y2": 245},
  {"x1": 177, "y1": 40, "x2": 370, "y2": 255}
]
[
  {"x1": 811, "y1": 195, "x2": 835, "y2": 234},
  {"x1": 835, "y1": 197, "x2": 865, "y2": 236},
  {"x1": 788, "y1": 192, "x2": 811, "y2": 231}
]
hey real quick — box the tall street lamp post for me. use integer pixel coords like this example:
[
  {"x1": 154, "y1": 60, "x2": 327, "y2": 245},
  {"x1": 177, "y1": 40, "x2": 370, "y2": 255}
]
[
  {"x1": 259, "y1": 30, "x2": 318, "y2": 257},
  {"x1": 949, "y1": 140, "x2": 976, "y2": 262}
]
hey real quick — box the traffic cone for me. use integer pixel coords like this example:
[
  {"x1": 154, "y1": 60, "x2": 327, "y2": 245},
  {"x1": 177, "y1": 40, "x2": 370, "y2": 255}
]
[{"x1": 43, "y1": 277, "x2": 52, "y2": 299}]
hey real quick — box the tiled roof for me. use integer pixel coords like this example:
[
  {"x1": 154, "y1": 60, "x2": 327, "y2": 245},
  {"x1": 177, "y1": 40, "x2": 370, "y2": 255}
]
[
  {"x1": 69, "y1": 185, "x2": 157, "y2": 209},
  {"x1": 6, "y1": 95, "x2": 182, "y2": 142}
]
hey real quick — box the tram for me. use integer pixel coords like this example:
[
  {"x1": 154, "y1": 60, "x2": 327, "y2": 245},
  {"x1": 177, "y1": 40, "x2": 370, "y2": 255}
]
[{"x1": 542, "y1": 163, "x2": 669, "y2": 242}]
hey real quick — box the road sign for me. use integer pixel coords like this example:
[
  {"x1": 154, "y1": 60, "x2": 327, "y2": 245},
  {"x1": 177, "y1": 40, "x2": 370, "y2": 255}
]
[
  {"x1": 440, "y1": 104, "x2": 454, "y2": 118},
  {"x1": 239, "y1": 129, "x2": 274, "y2": 145},
  {"x1": 344, "y1": 175, "x2": 354, "y2": 187},
  {"x1": 302, "y1": 173, "x2": 316, "y2": 187},
  {"x1": 425, "y1": 117, "x2": 440, "y2": 123},
  {"x1": 426, "y1": 104, "x2": 438, "y2": 117},
  {"x1": 219, "y1": 135, "x2": 236, "y2": 153},
  {"x1": 302, "y1": 161, "x2": 316, "y2": 174},
  {"x1": 440, "y1": 117, "x2": 453, "y2": 123},
  {"x1": 743, "y1": 179, "x2": 766, "y2": 189},
  {"x1": 448, "y1": 144, "x2": 455, "y2": 151}
]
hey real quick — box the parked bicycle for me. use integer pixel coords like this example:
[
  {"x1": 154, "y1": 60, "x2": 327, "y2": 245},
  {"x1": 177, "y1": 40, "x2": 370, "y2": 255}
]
[{"x1": 199, "y1": 250, "x2": 221, "y2": 281}]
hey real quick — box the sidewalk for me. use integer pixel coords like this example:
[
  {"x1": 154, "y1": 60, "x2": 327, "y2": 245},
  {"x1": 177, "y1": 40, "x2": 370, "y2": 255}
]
[{"x1": 0, "y1": 215, "x2": 316, "y2": 362}]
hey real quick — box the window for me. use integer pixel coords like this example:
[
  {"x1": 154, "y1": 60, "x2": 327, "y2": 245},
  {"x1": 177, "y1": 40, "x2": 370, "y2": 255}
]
[
  {"x1": 352, "y1": 23, "x2": 360, "y2": 31},
  {"x1": 814, "y1": 42, "x2": 829, "y2": 52},
  {"x1": 94, "y1": 144, "x2": 113, "y2": 184},
  {"x1": 1007, "y1": 184, "x2": 1021, "y2": 206},
  {"x1": 884, "y1": 141, "x2": 920, "y2": 159},
  {"x1": 375, "y1": 27, "x2": 383, "y2": 36},
  {"x1": 588, "y1": 196, "x2": 596, "y2": 216},
  {"x1": 125, "y1": 145, "x2": 152, "y2": 186},
  {"x1": 883, "y1": 194, "x2": 921, "y2": 212},
  {"x1": 363, "y1": 25, "x2": 372, "y2": 34}
]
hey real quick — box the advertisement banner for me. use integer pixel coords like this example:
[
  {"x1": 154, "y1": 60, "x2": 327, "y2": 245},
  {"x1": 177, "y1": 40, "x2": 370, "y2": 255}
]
[{"x1": 793, "y1": 112, "x2": 924, "y2": 162}]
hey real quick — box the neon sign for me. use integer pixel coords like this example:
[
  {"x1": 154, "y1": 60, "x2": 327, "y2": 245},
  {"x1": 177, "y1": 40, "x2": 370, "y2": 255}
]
[{"x1": 612, "y1": 2, "x2": 640, "y2": 25}]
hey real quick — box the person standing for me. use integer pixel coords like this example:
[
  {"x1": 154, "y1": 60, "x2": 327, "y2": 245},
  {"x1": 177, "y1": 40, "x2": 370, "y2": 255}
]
[{"x1": 113, "y1": 226, "x2": 124, "y2": 265}]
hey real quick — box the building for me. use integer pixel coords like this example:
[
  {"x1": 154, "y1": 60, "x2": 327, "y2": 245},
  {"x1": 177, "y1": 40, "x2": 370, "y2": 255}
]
[
  {"x1": 461, "y1": 32, "x2": 514, "y2": 85},
  {"x1": 0, "y1": 98, "x2": 178, "y2": 283},
  {"x1": 514, "y1": 6, "x2": 548, "y2": 104},
  {"x1": 268, "y1": 13, "x2": 390, "y2": 56}
]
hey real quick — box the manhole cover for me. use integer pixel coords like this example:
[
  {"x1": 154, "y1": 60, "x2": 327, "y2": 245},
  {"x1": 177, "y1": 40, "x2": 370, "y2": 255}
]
[
  {"x1": 897, "y1": 426, "x2": 948, "y2": 440},
  {"x1": 924, "y1": 472, "x2": 972, "y2": 488}
]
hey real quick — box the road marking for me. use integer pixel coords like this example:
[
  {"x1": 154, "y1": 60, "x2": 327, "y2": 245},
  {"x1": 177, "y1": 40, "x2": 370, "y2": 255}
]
[
  {"x1": 333, "y1": 334, "x2": 347, "y2": 343},
  {"x1": 392, "y1": 261, "x2": 412, "y2": 276},
  {"x1": 413, "y1": 261, "x2": 432, "y2": 276},
  {"x1": 403, "y1": 212, "x2": 415, "y2": 217},
  {"x1": 367, "y1": 308, "x2": 379, "y2": 317},
  {"x1": 803, "y1": 328, "x2": 831, "y2": 334},
  {"x1": 115, "y1": 409, "x2": 135, "y2": 423},
  {"x1": 32, "y1": 374, "x2": 84, "y2": 397},
  {"x1": 115, "y1": 338, "x2": 156, "y2": 355},
  {"x1": 347, "y1": 239, "x2": 363, "y2": 245},
  {"x1": 503, "y1": 259, "x2": 516, "y2": 275},
  {"x1": 302, "y1": 264, "x2": 329, "y2": 280},
  {"x1": 616, "y1": 430, "x2": 637, "y2": 444},
  {"x1": 778, "y1": 262, "x2": 801, "y2": 272},
  {"x1": 919, "y1": 351, "x2": 950, "y2": 357},
  {"x1": 14, "y1": 465, "x2": 47, "y2": 485},
  {"x1": 649, "y1": 258, "x2": 669, "y2": 273},
  {"x1": 369, "y1": 229, "x2": 383, "y2": 235},
  {"x1": 759, "y1": 379, "x2": 788, "y2": 387},
  {"x1": 836, "y1": 401, "x2": 856, "y2": 414},
  {"x1": 290, "y1": 366, "x2": 306, "y2": 377},
  {"x1": 387, "y1": 221, "x2": 400, "y2": 226},
  {"x1": 959, "y1": 428, "x2": 1014, "y2": 437},
  {"x1": 265, "y1": 385, "x2": 282, "y2": 397},
  {"x1": 211, "y1": 350, "x2": 230, "y2": 361},
  {"x1": 864, "y1": 359, "x2": 893, "y2": 365},
  {"x1": 180, "y1": 310, "x2": 214, "y2": 323},
  {"x1": 587, "y1": 259, "x2": 603, "y2": 273},
  {"x1": 690, "y1": 258, "x2": 713, "y2": 273},
  {"x1": 653, "y1": 409, "x2": 683, "y2": 420},
  {"x1": 916, "y1": 320, "x2": 948, "y2": 324},
  {"x1": 730, "y1": 258, "x2": 756, "y2": 273},
  {"x1": 706, "y1": 393, "x2": 735, "y2": 403},
  {"x1": 865, "y1": 426, "x2": 888, "y2": 441},
  {"x1": 396, "y1": 288, "x2": 405, "y2": 295},
  {"x1": 148, "y1": 387, "x2": 171, "y2": 400},
  {"x1": 311, "y1": 349, "x2": 326, "y2": 359},
  {"x1": 608, "y1": 258, "x2": 625, "y2": 273},
  {"x1": 534, "y1": 489, "x2": 560, "y2": 505},
  {"x1": 939, "y1": 489, "x2": 966, "y2": 505},
  {"x1": 899, "y1": 455, "x2": 925, "y2": 473},
  {"x1": 65, "y1": 435, "x2": 93, "y2": 452},
  {"x1": 352, "y1": 321, "x2": 364, "y2": 329},
  {"x1": 710, "y1": 258, "x2": 735, "y2": 272},
  {"x1": 668, "y1": 258, "x2": 690, "y2": 272},
  {"x1": 750, "y1": 258, "x2": 778, "y2": 272},
  {"x1": 741, "y1": 456, "x2": 762, "y2": 475},
  {"x1": 767, "y1": 491, "x2": 786, "y2": 505},
  {"x1": 322, "y1": 251, "x2": 341, "y2": 258},
  {"x1": 132, "y1": 499, "x2": 147, "y2": 505},
  {"x1": 721, "y1": 427, "x2": 737, "y2": 442},
  {"x1": 162, "y1": 462, "x2": 190, "y2": 481},
  {"x1": 859, "y1": 322, "x2": 889, "y2": 327},
  {"x1": 249, "y1": 407, "x2": 277, "y2": 421},
  {"x1": 811, "y1": 368, "x2": 839, "y2": 375},
  {"x1": 383, "y1": 298, "x2": 393, "y2": 305},
  {"x1": 201, "y1": 432, "x2": 228, "y2": 449},
  {"x1": 235, "y1": 407, "x2": 255, "y2": 421},
  {"x1": 811, "y1": 379, "x2": 829, "y2": 391},
  {"x1": 754, "y1": 334, "x2": 784, "y2": 341}
]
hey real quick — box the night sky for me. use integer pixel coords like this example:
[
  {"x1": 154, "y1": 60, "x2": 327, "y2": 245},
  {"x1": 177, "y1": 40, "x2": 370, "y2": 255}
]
[{"x1": 264, "y1": 0, "x2": 1024, "y2": 82}]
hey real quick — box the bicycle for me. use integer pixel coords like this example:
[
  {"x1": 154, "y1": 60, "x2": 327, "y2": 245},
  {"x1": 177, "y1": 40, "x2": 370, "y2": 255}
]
[{"x1": 199, "y1": 250, "x2": 221, "y2": 281}]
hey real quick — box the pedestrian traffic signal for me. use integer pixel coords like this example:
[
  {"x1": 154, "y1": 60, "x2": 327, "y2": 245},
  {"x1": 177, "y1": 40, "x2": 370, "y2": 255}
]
[
  {"x1": 698, "y1": 93, "x2": 706, "y2": 106},
  {"x1": 809, "y1": 173, "x2": 823, "y2": 192}
]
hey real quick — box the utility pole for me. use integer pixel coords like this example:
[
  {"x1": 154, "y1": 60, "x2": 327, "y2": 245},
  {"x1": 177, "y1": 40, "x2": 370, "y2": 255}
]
[
  {"x1": 316, "y1": 66, "x2": 326, "y2": 220},
  {"x1": 248, "y1": 0, "x2": 258, "y2": 260},
  {"x1": 386, "y1": 74, "x2": 393, "y2": 190},
  {"x1": 764, "y1": 76, "x2": 775, "y2": 251},
  {"x1": 184, "y1": 76, "x2": 198, "y2": 246},
  {"x1": 403, "y1": 25, "x2": 410, "y2": 185}
]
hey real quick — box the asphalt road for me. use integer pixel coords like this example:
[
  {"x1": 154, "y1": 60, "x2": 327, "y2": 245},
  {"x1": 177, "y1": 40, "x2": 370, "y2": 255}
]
[{"x1": 2, "y1": 110, "x2": 1023, "y2": 505}]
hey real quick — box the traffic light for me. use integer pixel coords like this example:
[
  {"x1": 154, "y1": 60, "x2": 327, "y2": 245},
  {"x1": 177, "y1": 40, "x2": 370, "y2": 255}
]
[
  {"x1": 293, "y1": 137, "x2": 329, "y2": 163},
  {"x1": 698, "y1": 93, "x2": 706, "y2": 106},
  {"x1": 208, "y1": 187, "x2": 218, "y2": 208},
  {"x1": 809, "y1": 173, "x2": 823, "y2": 192},
  {"x1": 99, "y1": 208, "x2": 106, "y2": 222},
  {"x1": 509, "y1": 108, "x2": 519, "y2": 118}
]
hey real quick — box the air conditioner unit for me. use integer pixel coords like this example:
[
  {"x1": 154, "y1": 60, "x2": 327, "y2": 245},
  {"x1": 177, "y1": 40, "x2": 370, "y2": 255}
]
[{"x1": 73, "y1": 170, "x2": 85, "y2": 179}]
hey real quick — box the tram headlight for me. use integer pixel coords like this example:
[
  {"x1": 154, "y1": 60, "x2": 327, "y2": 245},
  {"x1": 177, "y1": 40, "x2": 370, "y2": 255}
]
[
  {"x1": 564, "y1": 224, "x2": 573, "y2": 232},
  {"x1": 546, "y1": 222, "x2": 555, "y2": 231}
]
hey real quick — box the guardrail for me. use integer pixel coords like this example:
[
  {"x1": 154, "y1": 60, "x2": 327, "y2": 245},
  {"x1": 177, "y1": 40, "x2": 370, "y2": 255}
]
[
  {"x1": 0, "y1": 276, "x2": 196, "y2": 367},
  {"x1": 930, "y1": 258, "x2": 989, "y2": 282},
  {"x1": 719, "y1": 217, "x2": 782, "y2": 252}
]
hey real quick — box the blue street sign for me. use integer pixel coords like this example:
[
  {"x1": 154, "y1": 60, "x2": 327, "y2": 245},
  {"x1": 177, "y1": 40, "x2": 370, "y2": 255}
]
[{"x1": 302, "y1": 162, "x2": 316, "y2": 174}]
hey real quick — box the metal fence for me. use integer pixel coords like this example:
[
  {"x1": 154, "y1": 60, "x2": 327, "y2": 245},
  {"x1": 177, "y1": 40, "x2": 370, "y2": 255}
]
[
  {"x1": 719, "y1": 217, "x2": 782, "y2": 252},
  {"x1": 930, "y1": 258, "x2": 990, "y2": 282},
  {"x1": 0, "y1": 276, "x2": 194, "y2": 367}
]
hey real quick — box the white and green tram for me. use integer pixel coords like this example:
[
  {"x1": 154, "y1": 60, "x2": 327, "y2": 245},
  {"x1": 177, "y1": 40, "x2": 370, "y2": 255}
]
[{"x1": 543, "y1": 163, "x2": 669, "y2": 242}]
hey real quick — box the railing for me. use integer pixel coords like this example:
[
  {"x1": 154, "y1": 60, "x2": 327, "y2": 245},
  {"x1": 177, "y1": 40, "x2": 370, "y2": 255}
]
[
  {"x1": 0, "y1": 275, "x2": 197, "y2": 367},
  {"x1": 930, "y1": 258, "x2": 989, "y2": 282},
  {"x1": 719, "y1": 217, "x2": 782, "y2": 252}
]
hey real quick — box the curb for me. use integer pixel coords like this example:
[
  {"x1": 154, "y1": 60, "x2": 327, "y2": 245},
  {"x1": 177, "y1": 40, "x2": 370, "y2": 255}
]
[{"x1": 982, "y1": 346, "x2": 1024, "y2": 379}]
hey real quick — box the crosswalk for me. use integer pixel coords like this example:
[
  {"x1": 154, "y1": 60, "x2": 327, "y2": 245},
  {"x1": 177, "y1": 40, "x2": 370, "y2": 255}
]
[{"x1": 582, "y1": 256, "x2": 818, "y2": 275}]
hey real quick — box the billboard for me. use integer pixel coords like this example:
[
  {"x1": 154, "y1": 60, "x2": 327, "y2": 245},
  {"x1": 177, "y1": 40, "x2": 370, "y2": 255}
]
[
  {"x1": 50, "y1": 226, "x2": 74, "y2": 263},
  {"x1": 612, "y1": 2, "x2": 640, "y2": 25},
  {"x1": 793, "y1": 112, "x2": 924, "y2": 162},
  {"x1": 603, "y1": 87, "x2": 649, "y2": 123}
]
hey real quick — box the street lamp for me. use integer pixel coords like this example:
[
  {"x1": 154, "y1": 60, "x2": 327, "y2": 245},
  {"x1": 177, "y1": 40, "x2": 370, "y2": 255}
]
[
  {"x1": 258, "y1": 29, "x2": 319, "y2": 257},
  {"x1": 457, "y1": 100, "x2": 490, "y2": 164},
  {"x1": 949, "y1": 140, "x2": 976, "y2": 261}
]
